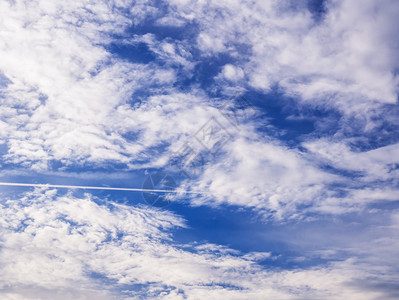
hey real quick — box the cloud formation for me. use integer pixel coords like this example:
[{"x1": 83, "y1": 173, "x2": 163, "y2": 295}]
[
  {"x1": 0, "y1": 189, "x2": 398, "y2": 299},
  {"x1": 0, "y1": 0, "x2": 399, "y2": 298}
]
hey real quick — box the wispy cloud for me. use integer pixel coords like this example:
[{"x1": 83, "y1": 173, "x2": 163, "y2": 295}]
[{"x1": 0, "y1": 189, "x2": 397, "y2": 299}]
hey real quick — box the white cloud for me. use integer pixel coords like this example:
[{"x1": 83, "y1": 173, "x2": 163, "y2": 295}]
[
  {"x1": 0, "y1": 189, "x2": 397, "y2": 299},
  {"x1": 0, "y1": 188, "x2": 184, "y2": 299},
  {"x1": 0, "y1": 1, "x2": 398, "y2": 298},
  {"x1": 0, "y1": 0, "x2": 187, "y2": 169},
  {"x1": 178, "y1": 134, "x2": 340, "y2": 219},
  {"x1": 220, "y1": 64, "x2": 244, "y2": 82},
  {"x1": 303, "y1": 139, "x2": 399, "y2": 182},
  {"x1": 167, "y1": 0, "x2": 399, "y2": 111},
  {"x1": 0, "y1": 0, "x2": 397, "y2": 222}
]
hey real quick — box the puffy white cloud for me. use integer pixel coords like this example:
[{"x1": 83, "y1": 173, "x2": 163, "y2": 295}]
[{"x1": 220, "y1": 64, "x2": 244, "y2": 82}]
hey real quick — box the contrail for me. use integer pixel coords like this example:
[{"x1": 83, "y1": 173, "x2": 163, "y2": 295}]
[{"x1": 0, "y1": 182, "x2": 203, "y2": 194}]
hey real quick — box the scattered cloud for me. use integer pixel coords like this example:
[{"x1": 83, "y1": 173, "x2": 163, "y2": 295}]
[
  {"x1": 0, "y1": 189, "x2": 398, "y2": 299},
  {"x1": 0, "y1": 0, "x2": 398, "y2": 298}
]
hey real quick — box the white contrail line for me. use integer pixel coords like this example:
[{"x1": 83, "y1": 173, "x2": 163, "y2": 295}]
[{"x1": 0, "y1": 182, "x2": 204, "y2": 194}]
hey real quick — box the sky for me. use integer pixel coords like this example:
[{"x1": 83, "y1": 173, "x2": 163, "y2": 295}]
[{"x1": 0, "y1": 0, "x2": 399, "y2": 299}]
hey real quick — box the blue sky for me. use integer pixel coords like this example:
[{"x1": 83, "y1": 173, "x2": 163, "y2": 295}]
[{"x1": 0, "y1": 0, "x2": 399, "y2": 299}]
